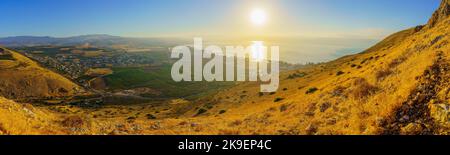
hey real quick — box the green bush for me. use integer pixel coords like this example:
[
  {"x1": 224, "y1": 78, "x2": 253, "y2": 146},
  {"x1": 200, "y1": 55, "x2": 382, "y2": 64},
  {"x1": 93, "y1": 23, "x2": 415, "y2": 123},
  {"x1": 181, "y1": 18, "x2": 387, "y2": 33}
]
[
  {"x1": 196, "y1": 108, "x2": 208, "y2": 115},
  {"x1": 306, "y1": 87, "x2": 319, "y2": 94},
  {"x1": 274, "y1": 97, "x2": 285, "y2": 102},
  {"x1": 336, "y1": 71, "x2": 345, "y2": 76},
  {"x1": 146, "y1": 114, "x2": 156, "y2": 119},
  {"x1": 287, "y1": 72, "x2": 307, "y2": 79},
  {"x1": 219, "y1": 110, "x2": 226, "y2": 114}
]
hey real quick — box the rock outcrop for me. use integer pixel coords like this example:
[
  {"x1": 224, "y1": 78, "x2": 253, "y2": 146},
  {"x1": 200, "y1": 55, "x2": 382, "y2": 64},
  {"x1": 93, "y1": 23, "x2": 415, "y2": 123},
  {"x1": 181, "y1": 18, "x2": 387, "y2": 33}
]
[{"x1": 428, "y1": 0, "x2": 450, "y2": 27}]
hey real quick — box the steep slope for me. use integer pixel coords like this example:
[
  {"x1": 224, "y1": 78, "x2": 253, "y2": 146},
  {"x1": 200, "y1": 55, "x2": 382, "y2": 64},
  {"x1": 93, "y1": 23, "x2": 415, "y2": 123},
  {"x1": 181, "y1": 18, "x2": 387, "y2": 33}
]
[
  {"x1": 0, "y1": 47, "x2": 83, "y2": 99},
  {"x1": 143, "y1": 1, "x2": 449, "y2": 135},
  {"x1": 187, "y1": 2, "x2": 449, "y2": 134}
]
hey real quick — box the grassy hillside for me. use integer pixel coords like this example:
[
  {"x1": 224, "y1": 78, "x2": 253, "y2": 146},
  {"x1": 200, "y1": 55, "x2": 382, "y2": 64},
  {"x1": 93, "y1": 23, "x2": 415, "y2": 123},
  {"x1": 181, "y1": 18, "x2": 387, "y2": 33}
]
[
  {"x1": 0, "y1": 48, "x2": 84, "y2": 99},
  {"x1": 0, "y1": 97, "x2": 66, "y2": 135},
  {"x1": 363, "y1": 26, "x2": 422, "y2": 53},
  {"x1": 175, "y1": 16, "x2": 449, "y2": 135}
]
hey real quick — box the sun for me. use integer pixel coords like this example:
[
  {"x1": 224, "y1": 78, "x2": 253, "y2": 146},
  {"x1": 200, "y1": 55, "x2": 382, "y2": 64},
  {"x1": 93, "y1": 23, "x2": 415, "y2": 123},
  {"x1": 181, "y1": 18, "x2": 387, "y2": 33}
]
[{"x1": 250, "y1": 8, "x2": 267, "y2": 26}]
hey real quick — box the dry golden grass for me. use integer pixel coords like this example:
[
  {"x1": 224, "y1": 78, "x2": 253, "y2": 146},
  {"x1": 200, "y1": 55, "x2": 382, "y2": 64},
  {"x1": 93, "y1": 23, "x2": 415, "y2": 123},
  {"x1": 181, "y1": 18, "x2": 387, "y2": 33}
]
[
  {"x1": 61, "y1": 116, "x2": 85, "y2": 128},
  {"x1": 0, "y1": 49, "x2": 83, "y2": 99},
  {"x1": 351, "y1": 78, "x2": 378, "y2": 99}
]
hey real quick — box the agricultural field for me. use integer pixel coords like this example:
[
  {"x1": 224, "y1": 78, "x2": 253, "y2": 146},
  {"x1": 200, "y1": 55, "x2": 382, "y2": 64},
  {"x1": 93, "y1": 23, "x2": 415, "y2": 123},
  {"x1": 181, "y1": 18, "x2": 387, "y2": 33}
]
[{"x1": 103, "y1": 65, "x2": 236, "y2": 99}]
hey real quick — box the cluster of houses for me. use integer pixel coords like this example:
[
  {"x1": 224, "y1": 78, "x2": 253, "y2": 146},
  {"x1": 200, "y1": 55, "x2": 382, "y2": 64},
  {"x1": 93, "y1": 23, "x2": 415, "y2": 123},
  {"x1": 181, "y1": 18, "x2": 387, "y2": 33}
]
[{"x1": 20, "y1": 47, "x2": 159, "y2": 82}]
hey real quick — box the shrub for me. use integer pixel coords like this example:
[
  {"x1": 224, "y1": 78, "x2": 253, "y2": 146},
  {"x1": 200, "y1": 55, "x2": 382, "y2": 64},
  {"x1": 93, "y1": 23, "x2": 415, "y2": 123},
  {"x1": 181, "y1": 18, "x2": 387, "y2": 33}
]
[
  {"x1": 360, "y1": 58, "x2": 368, "y2": 64},
  {"x1": 206, "y1": 105, "x2": 214, "y2": 109},
  {"x1": 196, "y1": 108, "x2": 208, "y2": 116},
  {"x1": 388, "y1": 56, "x2": 407, "y2": 68},
  {"x1": 430, "y1": 35, "x2": 443, "y2": 46},
  {"x1": 274, "y1": 97, "x2": 285, "y2": 102},
  {"x1": 352, "y1": 78, "x2": 378, "y2": 99},
  {"x1": 305, "y1": 124, "x2": 318, "y2": 135},
  {"x1": 61, "y1": 116, "x2": 84, "y2": 128},
  {"x1": 219, "y1": 110, "x2": 226, "y2": 114},
  {"x1": 358, "y1": 111, "x2": 371, "y2": 119},
  {"x1": 287, "y1": 72, "x2": 307, "y2": 79},
  {"x1": 306, "y1": 87, "x2": 319, "y2": 94},
  {"x1": 279, "y1": 104, "x2": 289, "y2": 112},
  {"x1": 375, "y1": 68, "x2": 393, "y2": 81},
  {"x1": 228, "y1": 120, "x2": 243, "y2": 126},
  {"x1": 331, "y1": 86, "x2": 346, "y2": 97},
  {"x1": 146, "y1": 114, "x2": 156, "y2": 119},
  {"x1": 319, "y1": 102, "x2": 331, "y2": 112},
  {"x1": 305, "y1": 111, "x2": 315, "y2": 117},
  {"x1": 336, "y1": 71, "x2": 345, "y2": 76},
  {"x1": 178, "y1": 121, "x2": 188, "y2": 126}
]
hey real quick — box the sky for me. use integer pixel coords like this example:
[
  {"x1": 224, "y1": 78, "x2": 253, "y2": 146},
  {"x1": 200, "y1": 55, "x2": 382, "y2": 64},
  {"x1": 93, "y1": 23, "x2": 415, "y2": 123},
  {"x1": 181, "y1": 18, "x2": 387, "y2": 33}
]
[{"x1": 0, "y1": 0, "x2": 442, "y2": 39}]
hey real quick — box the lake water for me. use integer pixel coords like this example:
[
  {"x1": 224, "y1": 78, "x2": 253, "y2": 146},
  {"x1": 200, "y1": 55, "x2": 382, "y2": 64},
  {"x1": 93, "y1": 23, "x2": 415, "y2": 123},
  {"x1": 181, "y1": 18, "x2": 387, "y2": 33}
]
[{"x1": 181, "y1": 36, "x2": 379, "y2": 64}]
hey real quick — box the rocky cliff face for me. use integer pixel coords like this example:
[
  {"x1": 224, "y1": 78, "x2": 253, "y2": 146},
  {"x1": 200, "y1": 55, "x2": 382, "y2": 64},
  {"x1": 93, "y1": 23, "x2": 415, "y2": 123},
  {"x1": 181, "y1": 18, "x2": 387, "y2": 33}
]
[{"x1": 428, "y1": 0, "x2": 450, "y2": 27}]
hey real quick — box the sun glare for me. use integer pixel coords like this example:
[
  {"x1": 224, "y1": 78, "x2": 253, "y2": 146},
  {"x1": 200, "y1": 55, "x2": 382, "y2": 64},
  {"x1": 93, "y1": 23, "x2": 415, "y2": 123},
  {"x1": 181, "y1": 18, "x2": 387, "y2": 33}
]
[
  {"x1": 250, "y1": 8, "x2": 267, "y2": 26},
  {"x1": 251, "y1": 41, "x2": 266, "y2": 62}
]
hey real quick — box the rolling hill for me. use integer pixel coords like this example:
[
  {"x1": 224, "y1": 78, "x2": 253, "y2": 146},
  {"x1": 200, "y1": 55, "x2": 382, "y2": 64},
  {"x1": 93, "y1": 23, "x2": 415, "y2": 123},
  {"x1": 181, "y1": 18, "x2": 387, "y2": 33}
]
[{"x1": 0, "y1": 48, "x2": 83, "y2": 99}]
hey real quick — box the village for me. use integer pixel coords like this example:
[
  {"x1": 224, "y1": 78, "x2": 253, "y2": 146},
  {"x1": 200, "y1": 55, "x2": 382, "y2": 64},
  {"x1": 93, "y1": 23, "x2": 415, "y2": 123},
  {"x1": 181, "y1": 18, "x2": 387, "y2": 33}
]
[{"x1": 13, "y1": 46, "x2": 164, "y2": 84}]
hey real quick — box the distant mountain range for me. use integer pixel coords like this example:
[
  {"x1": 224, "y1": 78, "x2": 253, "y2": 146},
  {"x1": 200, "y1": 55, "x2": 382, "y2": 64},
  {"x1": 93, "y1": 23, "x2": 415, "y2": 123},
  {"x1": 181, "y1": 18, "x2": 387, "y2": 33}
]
[{"x1": 0, "y1": 34, "x2": 188, "y2": 47}]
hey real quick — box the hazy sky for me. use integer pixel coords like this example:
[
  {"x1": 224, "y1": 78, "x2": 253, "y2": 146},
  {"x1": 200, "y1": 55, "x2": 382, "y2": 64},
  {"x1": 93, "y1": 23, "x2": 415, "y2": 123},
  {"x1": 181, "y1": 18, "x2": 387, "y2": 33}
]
[{"x1": 0, "y1": 0, "x2": 441, "y2": 38}]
